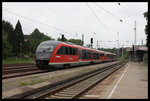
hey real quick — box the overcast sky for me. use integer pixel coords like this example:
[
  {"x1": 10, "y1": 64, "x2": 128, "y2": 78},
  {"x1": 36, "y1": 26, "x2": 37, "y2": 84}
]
[{"x1": 2, "y1": 2, "x2": 148, "y2": 49}]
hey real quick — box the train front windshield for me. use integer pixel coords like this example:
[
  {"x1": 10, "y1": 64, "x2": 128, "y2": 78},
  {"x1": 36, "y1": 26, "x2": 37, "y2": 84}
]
[
  {"x1": 36, "y1": 44, "x2": 56, "y2": 52},
  {"x1": 36, "y1": 42, "x2": 57, "y2": 60}
]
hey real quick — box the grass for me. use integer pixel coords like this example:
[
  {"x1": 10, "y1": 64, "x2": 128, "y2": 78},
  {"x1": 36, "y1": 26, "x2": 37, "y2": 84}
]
[
  {"x1": 20, "y1": 79, "x2": 48, "y2": 86},
  {"x1": 2, "y1": 58, "x2": 34, "y2": 64},
  {"x1": 19, "y1": 69, "x2": 90, "y2": 86},
  {"x1": 19, "y1": 73, "x2": 73, "y2": 86}
]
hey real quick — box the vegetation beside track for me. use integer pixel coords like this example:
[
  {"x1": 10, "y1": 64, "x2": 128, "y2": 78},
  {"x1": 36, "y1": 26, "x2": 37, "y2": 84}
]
[{"x1": 2, "y1": 58, "x2": 34, "y2": 64}]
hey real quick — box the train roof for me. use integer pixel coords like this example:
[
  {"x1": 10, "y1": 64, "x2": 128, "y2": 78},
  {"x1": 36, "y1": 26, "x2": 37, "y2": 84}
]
[
  {"x1": 40, "y1": 40, "x2": 115, "y2": 55},
  {"x1": 40, "y1": 40, "x2": 61, "y2": 46}
]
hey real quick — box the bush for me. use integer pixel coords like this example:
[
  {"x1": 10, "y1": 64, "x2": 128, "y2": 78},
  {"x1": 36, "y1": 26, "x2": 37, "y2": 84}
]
[{"x1": 28, "y1": 52, "x2": 35, "y2": 58}]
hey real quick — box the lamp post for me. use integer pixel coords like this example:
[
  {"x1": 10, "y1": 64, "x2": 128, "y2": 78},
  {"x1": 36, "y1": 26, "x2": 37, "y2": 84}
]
[{"x1": 116, "y1": 40, "x2": 119, "y2": 60}]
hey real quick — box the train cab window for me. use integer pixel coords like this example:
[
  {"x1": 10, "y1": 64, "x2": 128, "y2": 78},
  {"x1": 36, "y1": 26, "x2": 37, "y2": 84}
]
[{"x1": 57, "y1": 46, "x2": 65, "y2": 54}]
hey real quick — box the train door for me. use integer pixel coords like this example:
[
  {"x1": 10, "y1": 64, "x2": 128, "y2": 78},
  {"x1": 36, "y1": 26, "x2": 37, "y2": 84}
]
[{"x1": 79, "y1": 49, "x2": 82, "y2": 61}]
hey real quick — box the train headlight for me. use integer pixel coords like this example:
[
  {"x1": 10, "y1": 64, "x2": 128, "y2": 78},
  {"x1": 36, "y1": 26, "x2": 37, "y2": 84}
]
[{"x1": 50, "y1": 49, "x2": 53, "y2": 52}]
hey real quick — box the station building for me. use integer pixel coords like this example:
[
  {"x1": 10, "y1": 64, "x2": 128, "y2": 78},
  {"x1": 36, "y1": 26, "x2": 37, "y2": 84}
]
[{"x1": 128, "y1": 45, "x2": 148, "y2": 62}]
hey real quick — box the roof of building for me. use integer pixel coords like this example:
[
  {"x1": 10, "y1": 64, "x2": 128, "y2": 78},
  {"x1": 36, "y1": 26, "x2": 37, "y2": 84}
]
[{"x1": 128, "y1": 45, "x2": 148, "y2": 51}]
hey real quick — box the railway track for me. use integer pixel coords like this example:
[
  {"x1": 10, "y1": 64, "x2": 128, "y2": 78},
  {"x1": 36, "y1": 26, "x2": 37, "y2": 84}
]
[
  {"x1": 5, "y1": 61, "x2": 127, "y2": 99},
  {"x1": 2, "y1": 63, "x2": 34, "y2": 67},
  {"x1": 2, "y1": 64, "x2": 49, "y2": 79}
]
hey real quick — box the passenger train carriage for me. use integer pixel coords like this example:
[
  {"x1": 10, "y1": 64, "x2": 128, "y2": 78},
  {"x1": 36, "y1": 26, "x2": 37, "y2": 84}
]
[{"x1": 35, "y1": 40, "x2": 116, "y2": 68}]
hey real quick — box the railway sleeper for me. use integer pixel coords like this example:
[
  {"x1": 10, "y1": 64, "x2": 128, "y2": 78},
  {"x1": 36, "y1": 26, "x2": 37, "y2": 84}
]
[
  {"x1": 57, "y1": 92, "x2": 78, "y2": 95},
  {"x1": 48, "y1": 95, "x2": 72, "y2": 99},
  {"x1": 54, "y1": 93, "x2": 75, "y2": 97}
]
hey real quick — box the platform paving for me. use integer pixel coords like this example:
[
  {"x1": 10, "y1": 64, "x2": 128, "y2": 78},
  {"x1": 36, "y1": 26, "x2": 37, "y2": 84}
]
[
  {"x1": 107, "y1": 62, "x2": 148, "y2": 99},
  {"x1": 80, "y1": 62, "x2": 148, "y2": 99}
]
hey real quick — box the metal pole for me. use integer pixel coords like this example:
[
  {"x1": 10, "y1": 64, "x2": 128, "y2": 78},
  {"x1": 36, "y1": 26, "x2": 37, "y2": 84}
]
[
  {"x1": 97, "y1": 40, "x2": 98, "y2": 49},
  {"x1": 117, "y1": 32, "x2": 119, "y2": 60},
  {"x1": 134, "y1": 21, "x2": 136, "y2": 61},
  {"x1": 122, "y1": 44, "x2": 124, "y2": 60},
  {"x1": 82, "y1": 34, "x2": 84, "y2": 46}
]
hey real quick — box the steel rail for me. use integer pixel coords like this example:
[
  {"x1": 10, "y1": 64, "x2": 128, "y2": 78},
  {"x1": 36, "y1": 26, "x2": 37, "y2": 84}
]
[{"x1": 4, "y1": 61, "x2": 125, "y2": 99}]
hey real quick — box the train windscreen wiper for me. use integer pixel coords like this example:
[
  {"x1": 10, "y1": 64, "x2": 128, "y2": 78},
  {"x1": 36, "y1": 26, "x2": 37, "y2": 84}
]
[{"x1": 41, "y1": 48, "x2": 50, "y2": 52}]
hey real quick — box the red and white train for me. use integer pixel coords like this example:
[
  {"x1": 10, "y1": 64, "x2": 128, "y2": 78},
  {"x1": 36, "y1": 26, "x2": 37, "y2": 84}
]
[{"x1": 35, "y1": 40, "x2": 117, "y2": 68}]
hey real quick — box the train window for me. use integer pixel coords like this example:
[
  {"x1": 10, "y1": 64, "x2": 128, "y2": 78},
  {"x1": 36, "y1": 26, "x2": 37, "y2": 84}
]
[
  {"x1": 93, "y1": 52, "x2": 99, "y2": 59},
  {"x1": 57, "y1": 48, "x2": 61, "y2": 54},
  {"x1": 57, "y1": 47, "x2": 78, "y2": 55},
  {"x1": 68, "y1": 47, "x2": 72, "y2": 55},
  {"x1": 87, "y1": 50, "x2": 91, "y2": 59},
  {"x1": 110, "y1": 55, "x2": 111, "y2": 58},
  {"x1": 75, "y1": 48, "x2": 78, "y2": 55},
  {"x1": 100, "y1": 53, "x2": 104, "y2": 57},
  {"x1": 106, "y1": 54, "x2": 109, "y2": 57},
  {"x1": 65, "y1": 47, "x2": 69, "y2": 55},
  {"x1": 72, "y1": 48, "x2": 75, "y2": 55},
  {"x1": 72, "y1": 48, "x2": 78, "y2": 55},
  {"x1": 82, "y1": 50, "x2": 91, "y2": 59},
  {"x1": 82, "y1": 50, "x2": 86, "y2": 59}
]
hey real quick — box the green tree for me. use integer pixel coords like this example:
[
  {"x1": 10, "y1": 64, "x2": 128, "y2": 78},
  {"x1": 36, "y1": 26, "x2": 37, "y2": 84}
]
[
  {"x1": 2, "y1": 20, "x2": 14, "y2": 36},
  {"x1": 2, "y1": 30, "x2": 13, "y2": 59},
  {"x1": 29, "y1": 28, "x2": 52, "y2": 54},
  {"x1": 69, "y1": 39, "x2": 83, "y2": 46},
  {"x1": 144, "y1": 11, "x2": 148, "y2": 47},
  {"x1": 12, "y1": 20, "x2": 24, "y2": 56}
]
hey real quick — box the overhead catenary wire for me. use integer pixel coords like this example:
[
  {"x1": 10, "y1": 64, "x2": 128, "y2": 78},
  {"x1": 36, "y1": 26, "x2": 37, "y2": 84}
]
[
  {"x1": 117, "y1": 2, "x2": 135, "y2": 21},
  {"x1": 117, "y1": 2, "x2": 146, "y2": 45},
  {"x1": 94, "y1": 3, "x2": 135, "y2": 31},
  {"x1": 94, "y1": 2, "x2": 144, "y2": 46},
  {"x1": 117, "y1": 2, "x2": 145, "y2": 33},
  {"x1": 41, "y1": 3, "x2": 82, "y2": 30},
  {"x1": 94, "y1": 3, "x2": 123, "y2": 22},
  {"x1": 86, "y1": 3, "x2": 109, "y2": 32},
  {"x1": 2, "y1": 8, "x2": 81, "y2": 39},
  {"x1": 86, "y1": 3, "x2": 114, "y2": 41},
  {"x1": 85, "y1": 3, "x2": 115, "y2": 42}
]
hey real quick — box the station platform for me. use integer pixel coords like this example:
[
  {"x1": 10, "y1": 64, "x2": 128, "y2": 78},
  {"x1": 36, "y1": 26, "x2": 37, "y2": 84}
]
[
  {"x1": 107, "y1": 62, "x2": 148, "y2": 99},
  {"x1": 81, "y1": 62, "x2": 148, "y2": 99}
]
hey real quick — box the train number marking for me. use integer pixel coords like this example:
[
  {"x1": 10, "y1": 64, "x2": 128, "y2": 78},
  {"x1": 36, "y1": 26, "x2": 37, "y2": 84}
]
[{"x1": 56, "y1": 56, "x2": 61, "y2": 58}]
